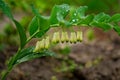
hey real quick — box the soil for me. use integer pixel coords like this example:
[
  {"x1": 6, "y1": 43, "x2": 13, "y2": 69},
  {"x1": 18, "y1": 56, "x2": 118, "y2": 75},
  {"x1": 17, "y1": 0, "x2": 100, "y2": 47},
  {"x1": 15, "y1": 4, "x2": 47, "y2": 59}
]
[{"x1": 0, "y1": 29, "x2": 120, "y2": 80}]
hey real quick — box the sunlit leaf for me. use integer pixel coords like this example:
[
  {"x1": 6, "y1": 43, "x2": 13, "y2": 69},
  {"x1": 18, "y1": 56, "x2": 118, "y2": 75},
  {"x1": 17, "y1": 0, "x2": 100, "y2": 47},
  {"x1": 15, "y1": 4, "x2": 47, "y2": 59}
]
[
  {"x1": 29, "y1": 16, "x2": 39, "y2": 36},
  {"x1": 49, "y1": 4, "x2": 70, "y2": 25},
  {"x1": 78, "y1": 14, "x2": 94, "y2": 25},
  {"x1": 70, "y1": 6, "x2": 88, "y2": 24},
  {"x1": 109, "y1": 14, "x2": 120, "y2": 22},
  {"x1": 93, "y1": 12, "x2": 110, "y2": 22},
  {"x1": 90, "y1": 21, "x2": 113, "y2": 31}
]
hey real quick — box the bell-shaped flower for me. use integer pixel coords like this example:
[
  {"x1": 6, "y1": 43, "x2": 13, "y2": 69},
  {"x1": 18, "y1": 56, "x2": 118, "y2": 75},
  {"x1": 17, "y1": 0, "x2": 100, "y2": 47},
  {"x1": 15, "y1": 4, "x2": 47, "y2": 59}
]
[
  {"x1": 52, "y1": 32, "x2": 57, "y2": 43},
  {"x1": 40, "y1": 39, "x2": 45, "y2": 50},
  {"x1": 70, "y1": 32, "x2": 77, "y2": 43},
  {"x1": 61, "y1": 32, "x2": 66, "y2": 43},
  {"x1": 45, "y1": 36, "x2": 50, "y2": 49},
  {"x1": 72, "y1": 32, "x2": 77, "y2": 43},
  {"x1": 65, "y1": 32, "x2": 69, "y2": 42},
  {"x1": 77, "y1": 31, "x2": 83, "y2": 42},
  {"x1": 33, "y1": 41, "x2": 41, "y2": 52},
  {"x1": 56, "y1": 32, "x2": 60, "y2": 43}
]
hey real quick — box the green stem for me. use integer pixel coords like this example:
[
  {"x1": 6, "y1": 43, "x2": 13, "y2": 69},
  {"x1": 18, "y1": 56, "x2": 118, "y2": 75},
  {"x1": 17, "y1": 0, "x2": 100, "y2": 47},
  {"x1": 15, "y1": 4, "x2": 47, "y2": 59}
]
[
  {"x1": 50, "y1": 24, "x2": 59, "y2": 27},
  {"x1": 1, "y1": 30, "x2": 40, "y2": 80},
  {"x1": 26, "y1": 30, "x2": 40, "y2": 43},
  {"x1": 1, "y1": 48, "x2": 21, "y2": 80}
]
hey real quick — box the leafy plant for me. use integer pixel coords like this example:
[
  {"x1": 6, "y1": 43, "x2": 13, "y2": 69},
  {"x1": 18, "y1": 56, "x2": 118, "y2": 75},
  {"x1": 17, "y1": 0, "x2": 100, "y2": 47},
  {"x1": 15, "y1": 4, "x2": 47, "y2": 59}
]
[{"x1": 0, "y1": 0, "x2": 120, "y2": 80}]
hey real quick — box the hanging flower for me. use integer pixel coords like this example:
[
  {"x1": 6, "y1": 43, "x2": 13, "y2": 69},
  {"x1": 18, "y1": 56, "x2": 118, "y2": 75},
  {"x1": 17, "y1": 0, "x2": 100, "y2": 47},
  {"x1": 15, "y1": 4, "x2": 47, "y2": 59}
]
[
  {"x1": 52, "y1": 32, "x2": 57, "y2": 43},
  {"x1": 40, "y1": 39, "x2": 45, "y2": 50},
  {"x1": 45, "y1": 36, "x2": 50, "y2": 49},
  {"x1": 70, "y1": 32, "x2": 77, "y2": 43},
  {"x1": 56, "y1": 32, "x2": 60, "y2": 43},
  {"x1": 65, "y1": 32, "x2": 69, "y2": 42},
  {"x1": 33, "y1": 41, "x2": 41, "y2": 52},
  {"x1": 77, "y1": 31, "x2": 83, "y2": 42},
  {"x1": 61, "y1": 31, "x2": 66, "y2": 43}
]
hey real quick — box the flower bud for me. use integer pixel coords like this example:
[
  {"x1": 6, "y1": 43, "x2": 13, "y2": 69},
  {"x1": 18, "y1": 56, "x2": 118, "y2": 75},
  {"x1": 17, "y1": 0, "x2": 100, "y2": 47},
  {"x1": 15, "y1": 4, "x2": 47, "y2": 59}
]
[
  {"x1": 56, "y1": 32, "x2": 60, "y2": 43},
  {"x1": 77, "y1": 31, "x2": 83, "y2": 42},
  {"x1": 70, "y1": 32, "x2": 74, "y2": 43},
  {"x1": 61, "y1": 32, "x2": 66, "y2": 43},
  {"x1": 45, "y1": 36, "x2": 50, "y2": 49},
  {"x1": 70, "y1": 32, "x2": 77, "y2": 43},
  {"x1": 33, "y1": 41, "x2": 41, "y2": 52},
  {"x1": 40, "y1": 39, "x2": 45, "y2": 50},
  {"x1": 65, "y1": 32, "x2": 69, "y2": 42},
  {"x1": 52, "y1": 32, "x2": 57, "y2": 43},
  {"x1": 72, "y1": 32, "x2": 77, "y2": 43}
]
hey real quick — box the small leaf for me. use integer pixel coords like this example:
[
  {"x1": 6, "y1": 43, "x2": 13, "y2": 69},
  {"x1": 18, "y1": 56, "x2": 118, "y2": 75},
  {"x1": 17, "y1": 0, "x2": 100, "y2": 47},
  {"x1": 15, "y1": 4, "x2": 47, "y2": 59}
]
[
  {"x1": 0, "y1": 0, "x2": 13, "y2": 20},
  {"x1": 31, "y1": 5, "x2": 41, "y2": 17},
  {"x1": 76, "y1": 6, "x2": 88, "y2": 19},
  {"x1": 113, "y1": 25, "x2": 120, "y2": 35},
  {"x1": 29, "y1": 16, "x2": 39, "y2": 36},
  {"x1": 49, "y1": 4, "x2": 70, "y2": 25},
  {"x1": 13, "y1": 20, "x2": 27, "y2": 48},
  {"x1": 78, "y1": 14, "x2": 94, "y2": 25},
  {"x1": 29, "y1": 16, "x2": 50, "y2": 38},
  {"x1": 70, "y1": 6, "x2": 88, "y2": 24},
  {"x1": 90, "y1": 21, "x2": 113, "y2": 31},
  {"x1": 93, "y1": 12, "x2": 111, "y2": 22},
  {"x1": 29, "y1": 6, "x2": 50, "y2": 38},
  {"x1": 109, "y1": 14, "x2": 120, "y2": 22}
]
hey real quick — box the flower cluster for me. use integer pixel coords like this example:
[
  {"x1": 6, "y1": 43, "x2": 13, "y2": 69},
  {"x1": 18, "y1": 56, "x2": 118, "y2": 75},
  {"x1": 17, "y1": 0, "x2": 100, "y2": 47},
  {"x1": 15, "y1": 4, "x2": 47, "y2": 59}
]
[{"x1": 34, "y1": 31, "x2": 83, "y2": 53}]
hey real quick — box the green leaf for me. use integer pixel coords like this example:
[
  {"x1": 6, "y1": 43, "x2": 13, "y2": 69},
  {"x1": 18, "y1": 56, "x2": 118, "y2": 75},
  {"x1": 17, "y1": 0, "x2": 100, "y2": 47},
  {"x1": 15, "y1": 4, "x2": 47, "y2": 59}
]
[
  {"x1": 0, "y1": 0, "x2": 27, "y2": 49},
  {"x1": 7, "y1": 47, "x2": 34, "y2": 68},
  {"x1": 93, "y1": 12, "x2": 111, "y2": 23},
  {"x1": 113, "y1": 25, "x2": 120, "y2": 35},
  {"x1": 7, "y1": 46, "x2": 56, "y2": 65},
  {"x1": 109, "y1": 14, "x2": 120, "y2": 22},
  {"x1": 13, "y1": 20, "x2": 27, "y2": 48},
  {"x1": 16, "y1": 50, "x2": 56, "y2": 64},
  {"x1": 29, "y1": 6, "x2": 50, "y2": 38},
  {"x1": 70, "y1": 6, "x2": 88, "y2": 24},
  {"x1": 76, "y1": 6, "x2": 88, "y2": 19},
  {"x1": 49, "y1": 4, "x2": 70, "y2": 25},
  {"x1": 29, "y1": 16, "x2": 50, "y2": 38},
  {"x1": 0, "y1": 0, "x2": 13, "y2": 20},
  {"x1": 31, "y1": 5, "x2": 41, "y2": 17},
  {"x1": 16, "y1": 47, "x2": 34, "y2": 60},
  {"x1": 29, "y1": 16, "x2": 39, "y2": 36},
  {"x1": 78, "y1": 14, "x2": 94, "y2": 25},
  {"x1": 90, "y1": 21, "x2": 113, "y2": 31}
]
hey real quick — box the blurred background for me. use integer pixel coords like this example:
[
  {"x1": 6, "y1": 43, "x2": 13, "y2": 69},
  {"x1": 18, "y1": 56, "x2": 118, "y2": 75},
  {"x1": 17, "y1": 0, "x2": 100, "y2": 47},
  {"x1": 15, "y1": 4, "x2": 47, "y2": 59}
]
[{"x1": 0, "y1": 0, "x2": 120, "y2": 80}]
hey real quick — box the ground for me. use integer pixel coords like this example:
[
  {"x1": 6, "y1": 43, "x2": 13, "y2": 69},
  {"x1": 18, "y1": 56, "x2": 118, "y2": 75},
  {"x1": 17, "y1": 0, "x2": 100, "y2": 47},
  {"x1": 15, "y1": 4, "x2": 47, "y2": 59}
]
[{"x1": 0, "y1": 28, "x2": 120, "y2": 80}]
